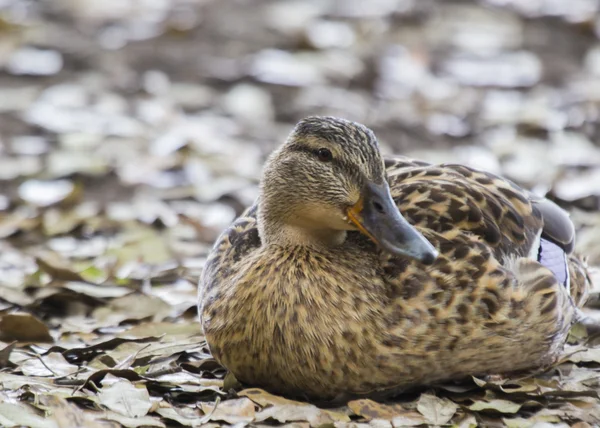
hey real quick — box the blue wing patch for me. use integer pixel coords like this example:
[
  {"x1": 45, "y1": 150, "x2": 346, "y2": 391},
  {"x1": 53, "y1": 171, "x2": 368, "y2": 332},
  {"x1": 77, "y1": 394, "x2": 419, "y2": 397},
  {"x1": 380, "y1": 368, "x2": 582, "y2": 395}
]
[{"x1": 538, "y1": 237, "x2": 569, "y2": 289}]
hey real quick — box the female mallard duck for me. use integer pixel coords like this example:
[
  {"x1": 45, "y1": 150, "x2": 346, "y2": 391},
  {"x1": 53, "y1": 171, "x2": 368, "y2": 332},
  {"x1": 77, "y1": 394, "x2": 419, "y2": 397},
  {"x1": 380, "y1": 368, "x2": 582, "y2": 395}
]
[{"x1": 199, "y1": 116, "x2": 592, "y2": 401}]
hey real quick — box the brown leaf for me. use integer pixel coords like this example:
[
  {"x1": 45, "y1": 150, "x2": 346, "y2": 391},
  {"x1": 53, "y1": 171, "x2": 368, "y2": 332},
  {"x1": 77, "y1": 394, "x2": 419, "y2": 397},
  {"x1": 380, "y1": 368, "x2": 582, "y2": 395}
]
[
  {"x1": 35, "y1": 257, "x2": 87, "y2": 282},
  {"x1": 154, "y1": 406, "x2": 204, "y2": 427},
  {"x1": 223, "y1": 371, "x2": 242, "y2": 391},
  {"x1": 572, "y1": 423, "x2": 594, "y2": 428},
  {"x1": 0, "y1": 313, "x2": 53, "y2": 342},
  {"x1": 347, "y1": 399, "x2": 426, "y2": 425},
  {"x1": 0, "y1": 341, "x2": 17, "y2": 368},
  {"x1": 199, "y1": 397, "x2": 256, "y2": 424},
  {"x1": 239, "y1": 388, "x2": 350, "y2": 425}
]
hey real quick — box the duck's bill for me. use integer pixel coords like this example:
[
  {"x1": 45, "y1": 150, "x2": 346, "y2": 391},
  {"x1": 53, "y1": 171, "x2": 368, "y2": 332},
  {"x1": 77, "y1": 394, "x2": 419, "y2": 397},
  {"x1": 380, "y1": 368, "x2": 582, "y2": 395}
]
[{"x1": 346, "y1": 182, "x2": 438, "y2": 265}]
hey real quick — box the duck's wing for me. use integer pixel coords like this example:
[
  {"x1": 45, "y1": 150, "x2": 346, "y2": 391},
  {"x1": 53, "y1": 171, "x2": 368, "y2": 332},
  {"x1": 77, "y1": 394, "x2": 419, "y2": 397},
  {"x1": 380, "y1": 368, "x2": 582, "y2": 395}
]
[
  {"x1": 385, "y1": 159, "x2": 542, "y2": 260},
  {"x1": 385, "y1": 158, "x2": 577, "y2": 258},
  {"x1": 373, "y1": 158, "x2": 593, "y2": 377},
  {"x1": 199, "y1": 204, "x2": 261, "y2": 313},
  {"x1": 384, "y1": 157, "x2": 591, "y2": 304}
]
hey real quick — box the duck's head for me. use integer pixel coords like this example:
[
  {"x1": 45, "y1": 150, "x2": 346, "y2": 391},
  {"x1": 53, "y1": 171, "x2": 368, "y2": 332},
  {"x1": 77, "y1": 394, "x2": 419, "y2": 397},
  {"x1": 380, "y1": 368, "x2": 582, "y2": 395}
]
[{"x1": 258, "y1": 116, "x2": 438, "y2": 264}]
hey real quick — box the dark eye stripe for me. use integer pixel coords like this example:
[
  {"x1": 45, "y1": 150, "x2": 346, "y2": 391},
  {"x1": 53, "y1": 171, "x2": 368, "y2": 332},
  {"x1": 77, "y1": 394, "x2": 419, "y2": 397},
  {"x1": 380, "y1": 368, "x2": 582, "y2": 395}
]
[
  {"x1": 288, "y1": 144, "x2": 338, "y2": 163},
  {"x1": 287, "y1": 143, "x2": 366, "y2": 183},
  {"x1": 287, "y1": 143, "x2": 314, "y2": 155}
]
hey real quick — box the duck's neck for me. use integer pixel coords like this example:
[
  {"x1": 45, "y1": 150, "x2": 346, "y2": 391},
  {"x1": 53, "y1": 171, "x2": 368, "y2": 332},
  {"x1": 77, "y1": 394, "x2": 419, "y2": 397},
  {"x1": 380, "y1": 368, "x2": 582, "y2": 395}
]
[{"x1": 257, "y1": 200, "x2": 347, "y2": 250}]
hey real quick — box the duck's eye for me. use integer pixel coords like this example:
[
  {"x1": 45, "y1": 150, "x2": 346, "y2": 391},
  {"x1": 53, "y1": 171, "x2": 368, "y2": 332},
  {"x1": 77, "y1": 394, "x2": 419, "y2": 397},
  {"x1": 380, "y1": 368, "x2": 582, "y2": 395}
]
[{"x1": 316, "y1": 148, "x2": 333, "y2": 162}]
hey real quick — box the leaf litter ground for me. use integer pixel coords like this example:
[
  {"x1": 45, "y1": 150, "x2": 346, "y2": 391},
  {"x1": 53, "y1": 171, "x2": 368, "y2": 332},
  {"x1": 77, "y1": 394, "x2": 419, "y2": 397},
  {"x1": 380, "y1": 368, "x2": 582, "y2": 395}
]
[{"x1": 0, "y1": 0, "x2": 600, "y2": 426}]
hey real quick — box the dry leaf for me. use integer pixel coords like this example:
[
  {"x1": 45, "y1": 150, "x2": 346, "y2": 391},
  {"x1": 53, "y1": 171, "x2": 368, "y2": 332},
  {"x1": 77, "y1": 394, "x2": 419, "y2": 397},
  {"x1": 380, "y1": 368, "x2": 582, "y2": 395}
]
[
  {"x1": 155, "y1": 406, "x2": 204, "y2": 427},
  {"x1": 1, "y1": 1, "x2": 600, "y2": 427},
  {"x1": 240, "y1": 388, "x2": 350, "y2": 425},
  {"x1": 416, "y1": 393, "x2": 458, "y2": 425},
  {"x1": 0, "y1": 402, "x2": 59, "y2": 428},
  {"x1": 566, "y1": 347, "x2": 600, "y2": 364},
  {"x1": 468, "y1": 399, "x2": 522, "y2": 414},
  {"x1": 21, "y1": 352, "x2": 78, "y2": 377},
  {"x1": 0, "y1": 313, "x2": 53, "y2": 342},
  {"x1": 92, "y1": 293, "x2": 172, "y2": 324},
  {"x1": 0, "y1": 341, "x2": 17, "y2": 368},
  {"x1": 40, "y1": 395, "x2": 116, "y2": 428},
  {"x1": 348, "y1": 399, "x2": 426, "y2": 425},
  {"x1": 0, "y1": 372, "x2": 56, "y2": 390},
  {"x1": 199, "y1": 397, "x2": 256, "y2": 424},
  {"x1": 98, "y1": 377, "x2": 152, "y2": 418},
  {"x1": 117, "y1": 322, "x2": 202, "y2": 339},
  {"x1": 98, "y1": 411, "x2": 165, "y2": 428},
  {"x1": 35, "y1": 257, "x2": 88, "y2": 282}
]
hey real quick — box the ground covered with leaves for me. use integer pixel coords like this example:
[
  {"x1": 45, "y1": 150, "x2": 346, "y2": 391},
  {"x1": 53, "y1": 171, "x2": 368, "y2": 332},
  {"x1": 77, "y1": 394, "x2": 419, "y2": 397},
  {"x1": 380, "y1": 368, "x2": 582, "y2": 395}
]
[{"x1": 0, "y1": 0, "x2": 600, "y2": 427}]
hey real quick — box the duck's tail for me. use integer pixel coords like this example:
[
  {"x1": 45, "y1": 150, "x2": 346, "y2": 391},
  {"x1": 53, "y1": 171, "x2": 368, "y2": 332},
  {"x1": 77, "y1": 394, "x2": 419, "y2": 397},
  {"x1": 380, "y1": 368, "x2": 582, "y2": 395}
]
[
  {"x1": 568, "y1": 255, "x2": 594, "y2": 308},
  {"x1": 568, "y1": 255, "x2": 600, "y2": 342}
]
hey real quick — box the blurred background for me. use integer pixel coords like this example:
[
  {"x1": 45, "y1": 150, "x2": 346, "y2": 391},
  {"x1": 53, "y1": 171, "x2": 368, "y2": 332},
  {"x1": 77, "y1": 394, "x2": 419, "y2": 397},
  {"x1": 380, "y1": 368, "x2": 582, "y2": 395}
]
[
  {"x1": 0, "y1": 0, "x2": 599, "y2": 316},
  {"x1": 1, "y1": 1, "x2": 600, "y2": 425}
]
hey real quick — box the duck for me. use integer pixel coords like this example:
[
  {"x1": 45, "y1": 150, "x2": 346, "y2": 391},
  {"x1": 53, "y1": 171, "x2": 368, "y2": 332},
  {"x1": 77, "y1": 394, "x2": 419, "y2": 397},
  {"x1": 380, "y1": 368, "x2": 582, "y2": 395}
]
[{"x1": 198, "y1": 116, "x2": 593, "y2": 402}]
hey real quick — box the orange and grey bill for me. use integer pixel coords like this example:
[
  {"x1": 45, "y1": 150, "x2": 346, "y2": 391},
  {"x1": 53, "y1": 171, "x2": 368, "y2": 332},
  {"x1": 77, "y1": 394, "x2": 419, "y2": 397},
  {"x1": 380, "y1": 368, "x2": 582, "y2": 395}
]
[{"x1": 346, "y1": 198, "x2": 378, "y2": 243}]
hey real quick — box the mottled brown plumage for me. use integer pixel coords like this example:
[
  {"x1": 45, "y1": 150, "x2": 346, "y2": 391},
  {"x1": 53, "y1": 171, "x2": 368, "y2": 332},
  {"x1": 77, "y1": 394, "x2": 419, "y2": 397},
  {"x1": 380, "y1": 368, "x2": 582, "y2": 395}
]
[{"x1": 199, "y1": 116, "x2": 592, "y2": 402}]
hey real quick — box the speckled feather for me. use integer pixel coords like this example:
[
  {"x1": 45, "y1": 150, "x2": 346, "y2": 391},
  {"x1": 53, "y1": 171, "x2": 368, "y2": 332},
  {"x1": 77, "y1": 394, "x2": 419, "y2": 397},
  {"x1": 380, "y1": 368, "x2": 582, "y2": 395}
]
[{"x1": 199, "y1": 117, "x2": 592, "y2": 402}]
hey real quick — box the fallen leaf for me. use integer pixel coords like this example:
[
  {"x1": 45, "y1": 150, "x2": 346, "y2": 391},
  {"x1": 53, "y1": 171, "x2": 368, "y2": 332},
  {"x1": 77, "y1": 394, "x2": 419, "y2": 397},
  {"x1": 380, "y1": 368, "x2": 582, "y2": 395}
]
[
  {"x1": 0, "y1": 286, "x2": 35, "y2": 306},
  {"x1": 84, "y1": 369, "x2": 145, "y2": 390},
  {"x1": 105, "y1": 342, "x2": 151, "y2": 368},
  {"x1": 40, "y1": 395, "x2": 116, "y2": 428},
  {"x1": 572, "y1": 422, "x2": 594, "y2": 428},
  {"x1": 223, "y1": 371, "x2": 242, "y2": 391},
  {"x1": 60, "y1": 336, "x2": 160, "y2": 363},
  {"x1": 199, "y1": 397, "x2": 256, "y2": 424},
  {"x1": 348, "y1": 399, "x2": 426, "y2": 425},
  {"x1": 35, "y1": 257, "x2": 88, "y2": 282},
  {"x1": 0, "y1": 402, "x2": 59, "y2": 428},
  {"x1": 99, "y1": 411, "x2": 165, "y2": 428},
  {"x1": 92, "y1": 293, "x2": 172, "y2": 324},
  {"x1": 98, "y1": 377, "x2": 152, "y2": 418},
  {"x1": 64, "y1": 282, "x2": 131, "y2": 299},
  {"x1": 416, "y1": 393, "x2": 458, "y2": 425},
  {"x1": 0, "y1": 372, "x2": 56, "y2": 390},
  {"x1": 135, "y1": 340, "x2": 204, "y2": 361},
  {"x1": 240, "y1": 388, "x2": 350, "y2": 425},
  {"x1": 117, "y1": 322, "x2": 202, "y2": 339},
  {"x1": 454, "y1": 413, "x2": 478, "y2": 428},
  {"x1": 566, "y1": 347, "x2": 600, "y2": 364},
  {"x1": 468, "y1": 399, "x2": 522, "y2": 414},
  {"x1": 0, "y1": 313, "x2": 53, "y2": 342},
  {"x1": 18, "y1": 179, "x2": 74, "y2": 207},
  {"x1": 21, "y1": 352, "x2": 78, "y2": 377},
  {"x1": 155, "y1": 406, "x2": 204, "y2": 427},
  {"x1": 0, "y1": 341, "x2": 17, "y2": 368}
]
